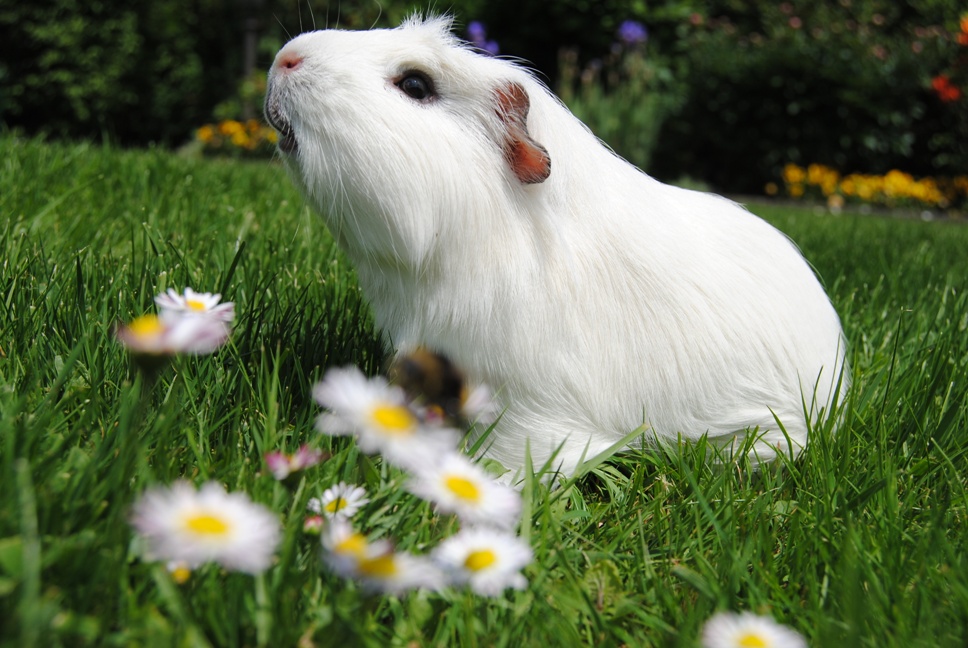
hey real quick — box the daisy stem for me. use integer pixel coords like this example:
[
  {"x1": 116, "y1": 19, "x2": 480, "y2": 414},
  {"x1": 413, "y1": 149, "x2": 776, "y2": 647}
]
[
  {"x1": 148, "y1": 566, "x2": 217, "y2": 647},
  {"x1": 106, "y1": 372, "x2": 150, "y2": 530},
  {"x1": 254, "y1": 572, "x2": 272, "y2": 647},
  {"x1": 271, "y1": 476, "x2": 308, "y2": 590},
  {"x1": 463, "y1": 590, "x2": 479, "y2": 648},
  {"x1": 150, "y1": 563, "x2": 193, "y2": 628},
  {"x1": 15, "y1": 459, "x2": 41, "y2": 648}
]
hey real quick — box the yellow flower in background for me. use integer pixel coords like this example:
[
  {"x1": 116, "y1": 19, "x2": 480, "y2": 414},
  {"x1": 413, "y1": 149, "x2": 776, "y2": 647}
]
[
  {"x1": 883, "y1": 169, "x2": 912, "y2": 198},
  {"x1": 230, "y1": 130, "x2": 249, "y2": 148},
  {"x1": 778, "y1": 163, "x2": 967, "y2": 209},
  {"x1": 855, "y1": 177, "x2": 877, "y2": 201},
  {"x1": 782, "y1": 164, "x2": 805, "y2": 185},
  {"x1": 196, "y1": 125, "x2": 215, "y2": 144},
  {"x1": 219, "y1": 120, "x2": 244, "y2": 136},
  {"x1": 197, "y1": 119, "x2": 278, "y2": 154},
  {"x1": 806, "y1": 163, "x2": 828, "y2": 186}
]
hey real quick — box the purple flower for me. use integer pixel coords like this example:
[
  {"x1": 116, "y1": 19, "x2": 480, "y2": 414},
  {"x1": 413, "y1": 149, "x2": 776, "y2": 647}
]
[
  {"x1": 617, "y1": 20, "x2": 648, "y2": 46},
  {"x1": 467, "y1": 21, "x2": 487, "y2": 42},
  {"x1": 481, "y1": 40, "x2": 500, "y2": 56},
  {"x1": 467, "y1": 20, "x2": 500, "y2": 56}
]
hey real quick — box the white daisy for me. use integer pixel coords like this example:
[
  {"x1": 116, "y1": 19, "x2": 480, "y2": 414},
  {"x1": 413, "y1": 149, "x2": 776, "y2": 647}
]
[
  {"x1": 308, "y1": 482, "x2": 370, "y2": 519},
  {"x1": 321, "y1": 517, "x2": 373, "y2": 566},
  {"x1": 312, "y1": 366, "x2": 459, "y2": 468},
  {"x1": 130, "y1": 480, "x2": 281, "y2": 574},
  {"x1": 700, "y1": 611, "x2": 807, "y2": 648},
  {"x1": 116, "y1": 314, "x2": 231, "y2": 356},
  {"x1": 115, "y1": 314, "x2": 172, "y2": 355},
  {"x1": 155, "y1": 287, "x2": 235, "y2": 322},
  {"x1": 321, "y1": 519, "x2": 443, "y2": 593},
  {"x1": 432, "y1": 527, "x2": 532, "y2": 596},
  {"x1": 406, "y1": 452, "x2": 522, "y2": 529}
]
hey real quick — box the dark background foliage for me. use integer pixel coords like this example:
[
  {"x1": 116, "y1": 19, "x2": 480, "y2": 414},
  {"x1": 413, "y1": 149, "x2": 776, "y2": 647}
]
[{"x1": 2, "y1": 0, "x2": 965, "y2": 193}]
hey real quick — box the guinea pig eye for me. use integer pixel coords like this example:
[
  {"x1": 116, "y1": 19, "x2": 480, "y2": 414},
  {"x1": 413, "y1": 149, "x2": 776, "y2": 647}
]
[{"x1": 395, "y1": 72, "x2": 436, "y2": 102}]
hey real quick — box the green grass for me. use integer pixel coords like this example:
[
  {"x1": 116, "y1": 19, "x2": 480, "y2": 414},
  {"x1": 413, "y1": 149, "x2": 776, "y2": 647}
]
[{"x1": 2, "y1": 134, "x2": 967, "y2": 647}]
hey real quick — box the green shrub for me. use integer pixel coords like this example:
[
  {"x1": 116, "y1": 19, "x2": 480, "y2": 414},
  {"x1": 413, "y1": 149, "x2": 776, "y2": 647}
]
[
  {"x1": 648, "y1": 1, "x2": 968, "y2": 192},
  {"x1": 0, "y1": 0, "x2": 240, "y2": 145},
  {"x1": 557, "y1": 29, "x2": 686, "y2": 173}
]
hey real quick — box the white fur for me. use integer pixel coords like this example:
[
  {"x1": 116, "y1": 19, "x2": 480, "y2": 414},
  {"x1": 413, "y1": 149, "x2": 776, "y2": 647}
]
[{"x1": 266, "y1": 17, "x2": 850, "y2": 478}]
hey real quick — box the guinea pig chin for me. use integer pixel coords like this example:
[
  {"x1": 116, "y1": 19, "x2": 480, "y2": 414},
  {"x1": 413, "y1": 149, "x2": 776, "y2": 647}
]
[{"x1": 264, "y1": 85, "x2": 298, "y2": 154}]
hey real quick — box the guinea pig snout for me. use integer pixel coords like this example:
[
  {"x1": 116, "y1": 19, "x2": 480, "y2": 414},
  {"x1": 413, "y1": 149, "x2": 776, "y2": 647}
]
[
  {"x1": 264, "y1": 45, "x2": 314, "y2": 155},
  {"x1": 274, "y1": 52, "x2": 304, "y2": 72}
]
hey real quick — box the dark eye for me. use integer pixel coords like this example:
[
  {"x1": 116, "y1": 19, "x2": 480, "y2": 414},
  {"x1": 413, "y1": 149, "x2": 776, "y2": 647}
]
[{"x1": 396, "y1": 72, "x2": 436, "y2": 101}]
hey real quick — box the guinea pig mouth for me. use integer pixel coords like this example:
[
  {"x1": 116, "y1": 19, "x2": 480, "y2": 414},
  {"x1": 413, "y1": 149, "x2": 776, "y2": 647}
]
[{"x1": 264, "y1": 98, "x2": 298, "y2": 154}]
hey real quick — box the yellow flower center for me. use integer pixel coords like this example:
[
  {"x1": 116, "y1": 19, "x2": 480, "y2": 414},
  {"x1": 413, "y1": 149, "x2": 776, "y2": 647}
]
[
  {"x1": 358, "y1": 553, "x2": 398, "y2": 578},
  {"x1": 463, "y1": 549, "x2": 497, "y2": 572},
  {"x1": 325, "y1": 497, "x2": 346, "y2": 514},
  {"x1": 128, "y1": 315, "x2": 165, "y2": 336},
  {"x1": 444, "y1": 475, "x2": 481, "y2": 502},
  {"x1": 185, "y1": 299, "x2": 207, "y2": 311},
  {"x1": 334, "y1": 532, "x2": 368, "y2": 557},
  {"x1": 737, "y1": 633, "x2": 769, "y2": 648},
  {"x1": 370, "y1": 404, "x2": 416, "y2": 435},
  {"x1": 184, "y1": 513, "x2": 230, "y2": 536}
]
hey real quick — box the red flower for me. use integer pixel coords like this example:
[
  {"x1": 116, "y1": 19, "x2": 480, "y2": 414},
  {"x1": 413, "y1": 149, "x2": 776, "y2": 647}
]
[{"x1": 932, "y1": 75, "x2": 962, "y2": 102}]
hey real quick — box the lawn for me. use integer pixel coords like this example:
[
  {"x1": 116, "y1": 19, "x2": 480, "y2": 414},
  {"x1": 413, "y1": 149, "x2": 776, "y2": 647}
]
[{"x1": 1, "y1": 135, "x2": 967, "y2": 646}]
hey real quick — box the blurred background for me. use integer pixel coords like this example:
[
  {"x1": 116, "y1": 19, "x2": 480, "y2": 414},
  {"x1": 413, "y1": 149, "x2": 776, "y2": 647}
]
[{"x1": 2, "y1": 0, "x2": 966, "y2": 205}]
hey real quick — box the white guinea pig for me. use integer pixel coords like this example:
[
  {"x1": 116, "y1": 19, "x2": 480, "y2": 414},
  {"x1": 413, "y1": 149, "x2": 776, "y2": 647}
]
[{"x1": 265, "y1": 16, "x2": 849, "y2": 478}]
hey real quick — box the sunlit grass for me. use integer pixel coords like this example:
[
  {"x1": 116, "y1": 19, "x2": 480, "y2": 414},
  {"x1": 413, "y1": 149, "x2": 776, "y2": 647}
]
[{"x1": 2, "y1": 135, "x2": 967, "y2": 646}]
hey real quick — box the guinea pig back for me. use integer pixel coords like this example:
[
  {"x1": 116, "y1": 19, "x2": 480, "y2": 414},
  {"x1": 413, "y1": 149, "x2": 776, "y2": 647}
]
[{"x1": 266, "y1": 16, "x2": 850, "y2": 478}]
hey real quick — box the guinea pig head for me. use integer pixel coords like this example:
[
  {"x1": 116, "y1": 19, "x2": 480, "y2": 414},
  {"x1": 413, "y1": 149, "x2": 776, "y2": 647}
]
[{"x1": 265, "y1": 17, "x2": 551, "y2": 270}]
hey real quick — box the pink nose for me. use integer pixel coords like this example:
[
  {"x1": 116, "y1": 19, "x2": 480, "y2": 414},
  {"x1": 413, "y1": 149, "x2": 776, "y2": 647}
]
[{"x1": 275, "y1": 52, "x2": 303, "y2": 71}]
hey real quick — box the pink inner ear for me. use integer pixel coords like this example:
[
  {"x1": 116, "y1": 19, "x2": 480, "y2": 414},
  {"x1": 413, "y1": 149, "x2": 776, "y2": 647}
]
[{"x1": 495, "y1": 83, "x2": 551, "y2": 185}]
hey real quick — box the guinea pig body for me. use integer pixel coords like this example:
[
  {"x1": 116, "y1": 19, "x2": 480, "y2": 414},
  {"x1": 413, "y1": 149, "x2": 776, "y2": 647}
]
[{"x1": 266, "y1": 16, "x2": 849, "y2": 477}]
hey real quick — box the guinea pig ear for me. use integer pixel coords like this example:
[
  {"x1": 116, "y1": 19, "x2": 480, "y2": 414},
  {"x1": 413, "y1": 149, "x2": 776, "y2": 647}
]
[{"x1": 494, "y1": 82, "x2": 551, "y2": 184}]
